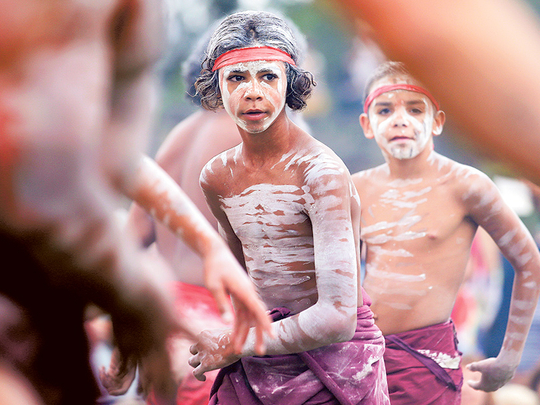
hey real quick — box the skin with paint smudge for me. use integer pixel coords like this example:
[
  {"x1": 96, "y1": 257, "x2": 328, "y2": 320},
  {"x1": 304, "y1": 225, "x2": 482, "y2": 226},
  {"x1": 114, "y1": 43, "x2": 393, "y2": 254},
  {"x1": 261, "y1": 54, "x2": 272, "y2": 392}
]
[
  {"x1": 188, "y1": 59, "x2": 362, "y2": 382},
  {"x1": 353, "y1": 70, "x2": 540, "y2": 392},
  {"x1": 219, "y1": 61, "x2": 287, "y2": 134}
]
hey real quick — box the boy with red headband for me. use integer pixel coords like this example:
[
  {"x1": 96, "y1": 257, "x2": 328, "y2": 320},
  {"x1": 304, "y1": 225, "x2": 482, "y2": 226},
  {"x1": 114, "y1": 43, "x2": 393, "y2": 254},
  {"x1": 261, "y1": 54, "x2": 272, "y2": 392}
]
[
  {"x1": 188, "y1": 10, "x2": 389, "y2": 404},
  {"x1": 353, "y1": 61, "x2": 540, "y2": 404}
]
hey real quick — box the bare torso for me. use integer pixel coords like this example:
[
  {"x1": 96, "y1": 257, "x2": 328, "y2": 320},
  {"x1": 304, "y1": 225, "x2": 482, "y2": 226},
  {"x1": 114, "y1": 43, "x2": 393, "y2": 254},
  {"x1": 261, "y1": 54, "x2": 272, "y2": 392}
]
[
  {"x1": 202, "y1": 131, "x2": 362, "y2": 315},
  {"x1": 354, "y1": 152, "x2": 478, "y2": 334}
]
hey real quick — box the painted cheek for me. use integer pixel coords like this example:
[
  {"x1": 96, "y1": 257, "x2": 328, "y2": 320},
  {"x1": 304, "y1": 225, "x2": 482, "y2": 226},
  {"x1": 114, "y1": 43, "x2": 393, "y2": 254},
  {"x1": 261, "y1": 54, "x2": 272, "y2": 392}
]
[
  {"x1": 263, "y1": 82, "x2": 286, "y2": 119},
  {"x1": 220, "y1": 75, "x2": 245, "y2": 127},
  {"x1": 372, "y1": 115, "x2": 392, "y2": 150},
  {"x1": 219, "y1": 75, "x2": 233, "y2": 115}
]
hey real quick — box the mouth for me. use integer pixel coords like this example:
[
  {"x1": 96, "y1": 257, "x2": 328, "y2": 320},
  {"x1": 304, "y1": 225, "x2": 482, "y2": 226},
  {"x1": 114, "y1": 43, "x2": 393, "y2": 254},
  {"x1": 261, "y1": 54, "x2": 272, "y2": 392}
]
[
  {"x1": 390, "y1": 135, "x2": 413, "y2": 142},
  {"x1": 242, "y1": 109, "x2": 267, "y2": 121}
]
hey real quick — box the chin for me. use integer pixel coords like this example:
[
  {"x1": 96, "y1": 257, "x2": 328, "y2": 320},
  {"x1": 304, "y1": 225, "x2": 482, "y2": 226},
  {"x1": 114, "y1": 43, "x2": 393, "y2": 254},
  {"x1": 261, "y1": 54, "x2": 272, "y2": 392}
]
[{"x1": 391, "y1": 148, "x2": 419, "y2": 160}]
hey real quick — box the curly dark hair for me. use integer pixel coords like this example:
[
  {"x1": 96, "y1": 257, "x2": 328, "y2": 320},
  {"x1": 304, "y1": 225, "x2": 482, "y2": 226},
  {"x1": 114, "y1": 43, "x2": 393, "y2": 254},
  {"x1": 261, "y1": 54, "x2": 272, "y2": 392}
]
[{"x1": 195, "y1": 10, "x2": 316, "y2": 112}]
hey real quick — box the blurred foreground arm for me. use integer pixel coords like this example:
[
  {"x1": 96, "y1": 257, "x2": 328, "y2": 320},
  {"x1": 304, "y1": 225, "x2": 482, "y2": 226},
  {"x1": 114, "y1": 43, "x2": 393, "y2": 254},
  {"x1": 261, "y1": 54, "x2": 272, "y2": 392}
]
[
  {"x1": 128, "y1": 156, "x2": 273, "y2": 350},
  {"x1": 333, "y1": 0, "x2": 540, "y2": 184}
]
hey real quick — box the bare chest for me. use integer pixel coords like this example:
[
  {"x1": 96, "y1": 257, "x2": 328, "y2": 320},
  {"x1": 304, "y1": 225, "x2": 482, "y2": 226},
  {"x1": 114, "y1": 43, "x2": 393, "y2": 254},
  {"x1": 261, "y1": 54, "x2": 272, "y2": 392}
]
[
  {"x1": 360, "y1": 182, "x2": 466, "y2": 249},
  {"x1": 220, "y1": 183, "x2": 313, "y2": 244}
]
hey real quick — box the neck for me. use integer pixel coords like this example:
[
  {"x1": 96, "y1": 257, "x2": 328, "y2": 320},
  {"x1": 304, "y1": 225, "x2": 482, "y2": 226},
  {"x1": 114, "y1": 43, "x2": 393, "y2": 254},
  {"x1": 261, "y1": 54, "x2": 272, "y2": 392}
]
[
  {"x1": 384, "y1": 145, "x2": 436, "y2": 179},
  {"x1": 238, "y1": 111, "x2": 298, "y2": 167}
]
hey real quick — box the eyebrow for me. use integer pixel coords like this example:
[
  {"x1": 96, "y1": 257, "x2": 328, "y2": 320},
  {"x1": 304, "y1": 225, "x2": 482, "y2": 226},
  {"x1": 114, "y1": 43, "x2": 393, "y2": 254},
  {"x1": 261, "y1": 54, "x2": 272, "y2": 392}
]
[{"x1": 227, "y1": 66, "x2": 279, "y2": 75}]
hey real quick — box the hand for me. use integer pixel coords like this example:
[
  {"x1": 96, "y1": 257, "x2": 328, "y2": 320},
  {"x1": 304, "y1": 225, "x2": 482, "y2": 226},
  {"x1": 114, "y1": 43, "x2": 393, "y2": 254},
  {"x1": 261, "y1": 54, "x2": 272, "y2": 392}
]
[
  {"x1": 108, "y1": 249, "x2": 180, "y2": 401},
  {"x1": 466, "y1": 356, "x2": 516, "y2": 392},
  {"x1": 203, "y1": 244, "x2": 273, "y2": 355},
  {"x1": 188, "y1": 329, "x2": 240, "y2": 382}
]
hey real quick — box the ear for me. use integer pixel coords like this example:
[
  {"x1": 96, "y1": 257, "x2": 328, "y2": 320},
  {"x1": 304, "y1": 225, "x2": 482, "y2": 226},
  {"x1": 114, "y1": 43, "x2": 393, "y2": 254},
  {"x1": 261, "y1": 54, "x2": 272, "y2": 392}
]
[
  {"x1": 360, "y1": 113, "x2": 375, "y2": 139},
  {"x1": 432, "y1": 110, "x2": 446, "y2": 137}
]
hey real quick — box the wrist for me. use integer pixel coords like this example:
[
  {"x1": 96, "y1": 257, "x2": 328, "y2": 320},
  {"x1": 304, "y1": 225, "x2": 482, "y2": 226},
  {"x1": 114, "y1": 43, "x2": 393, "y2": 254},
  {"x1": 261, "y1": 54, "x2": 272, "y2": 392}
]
[{"x1": 497, "y1": 348, "x2": 521, "y2": 369}]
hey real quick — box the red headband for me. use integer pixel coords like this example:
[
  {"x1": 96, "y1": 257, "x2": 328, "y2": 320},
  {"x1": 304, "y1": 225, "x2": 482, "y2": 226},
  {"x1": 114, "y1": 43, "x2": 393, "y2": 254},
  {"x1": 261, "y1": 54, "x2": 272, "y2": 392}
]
[
  {"x1": 212, "y1": 46, "x2": 296, "y2": 71},
  {"x1": 364, "y1": 84, "x2": 440, "y2": 114}
]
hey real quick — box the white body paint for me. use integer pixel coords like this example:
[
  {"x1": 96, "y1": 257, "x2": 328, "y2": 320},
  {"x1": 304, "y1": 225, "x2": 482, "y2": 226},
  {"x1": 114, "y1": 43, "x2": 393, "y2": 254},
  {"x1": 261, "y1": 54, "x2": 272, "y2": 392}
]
[
  {"x1": 220, "y1": 60, "x2": 287, "y2": 133},
  {"x1": 366, "y1": 78, "x2": 439, "y2": 160},
  {"x1": 201, "y1": 137, "x2": 362, "y2": 354},
  {"x1": 352, "y1": 70, "x2": 540, "y2": 393}
]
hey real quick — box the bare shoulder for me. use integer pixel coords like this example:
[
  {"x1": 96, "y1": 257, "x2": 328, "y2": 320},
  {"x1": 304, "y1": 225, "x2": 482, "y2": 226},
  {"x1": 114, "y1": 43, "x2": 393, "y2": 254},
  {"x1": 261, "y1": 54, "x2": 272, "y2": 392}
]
[
  {"x1": 434, "y1": 155, "x2": 493, "y2": 189},
  {"x1": 300, "y1": 139, "x2": 351, "y2": 179},
  {"x1": 156, "y1": 111, "x2": 240, "y2": 176},
  {"x1": 428, "y1": 153, "x2": 498, "y2": 209},
  {"x1": 199, "y1": 145, "x2": 242, "y2": 193},
  {"x1": 154, "y1": 111, "x2": 206, "y2": 166}
]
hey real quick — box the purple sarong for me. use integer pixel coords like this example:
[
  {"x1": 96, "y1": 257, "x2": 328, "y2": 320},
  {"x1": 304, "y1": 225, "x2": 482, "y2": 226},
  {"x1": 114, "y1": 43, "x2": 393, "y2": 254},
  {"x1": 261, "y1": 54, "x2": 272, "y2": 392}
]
[
  {"x1": 384, "y1": 320, "x2": 463, "y2": 405},
  {"x1": 209, "y1": 288, "x2": 389, "y2": 405}
]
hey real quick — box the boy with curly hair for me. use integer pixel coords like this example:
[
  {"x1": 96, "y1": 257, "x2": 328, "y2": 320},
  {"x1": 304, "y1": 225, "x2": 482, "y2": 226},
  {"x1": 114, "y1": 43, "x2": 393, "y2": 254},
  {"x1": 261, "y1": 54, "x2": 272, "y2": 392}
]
[{"x1": 188, "y1": 10, "x2": 390, "y2": 405}]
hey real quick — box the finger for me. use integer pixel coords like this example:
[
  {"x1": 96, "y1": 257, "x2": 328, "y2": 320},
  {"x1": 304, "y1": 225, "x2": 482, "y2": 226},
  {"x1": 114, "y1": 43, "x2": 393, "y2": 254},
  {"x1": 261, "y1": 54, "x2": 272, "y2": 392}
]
[
  {"x1": 253, "y1": 316, "x2": 267, "y2": 356},
  {"x1": 232, "y1": 309, "x2": 250, "y2": 354},
  {"x1": 253, "y1": 305, "x2": 274, "y2": 339},
  {"x1": 188, "y1": 355, "x2": 200, "y2": 368},
  {"x1": 189, "y1": 344, "x2": 198, "y2": 355},
  {"x1": 193, "y1": 367, "x2": 207, "y2": 382},
  {"x1": 467, "y1": 379, "x2": 482, "y2": 390}
]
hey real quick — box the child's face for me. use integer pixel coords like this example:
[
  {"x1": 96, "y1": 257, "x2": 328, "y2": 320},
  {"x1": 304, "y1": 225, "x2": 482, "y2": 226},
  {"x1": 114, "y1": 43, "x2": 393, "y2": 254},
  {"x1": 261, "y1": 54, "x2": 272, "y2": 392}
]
[
  {"x1": 363, "y1": 76, "x2": 442, "y2": 160},
  {"x1": 219, "y1": 60, "x2": 287, "y2": 134}
]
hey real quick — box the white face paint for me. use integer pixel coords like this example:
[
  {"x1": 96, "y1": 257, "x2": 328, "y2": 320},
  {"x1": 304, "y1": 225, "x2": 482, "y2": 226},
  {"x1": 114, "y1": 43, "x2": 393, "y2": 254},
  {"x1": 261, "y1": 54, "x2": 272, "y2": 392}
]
[
  {"x1": 219, "y1": 60, "x2": 287, "y2": 134},
  {"x1": 368, "y1": 79, "x2": 437, "y2": 160}
]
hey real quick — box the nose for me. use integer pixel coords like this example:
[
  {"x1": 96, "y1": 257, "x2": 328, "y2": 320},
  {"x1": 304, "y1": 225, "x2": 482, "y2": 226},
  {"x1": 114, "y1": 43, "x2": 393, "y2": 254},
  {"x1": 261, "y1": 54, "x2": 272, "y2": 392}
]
[
  {"x1": 390, "y1": 107, "x2": 409, "y2": 127},
  {"x1": 244, "y1": 79, "x2": 264, "y2": 101}
]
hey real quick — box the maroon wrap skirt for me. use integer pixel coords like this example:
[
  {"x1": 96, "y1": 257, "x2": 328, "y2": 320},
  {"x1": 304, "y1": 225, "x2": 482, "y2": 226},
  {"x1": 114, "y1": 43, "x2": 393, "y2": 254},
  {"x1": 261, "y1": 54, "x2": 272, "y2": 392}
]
[
  {"x1": 209, "y1": 288, "x2": 389, "y2": 405},
  {"x1": 384, "y1": 320, "x2": 463, "y2": 405}
]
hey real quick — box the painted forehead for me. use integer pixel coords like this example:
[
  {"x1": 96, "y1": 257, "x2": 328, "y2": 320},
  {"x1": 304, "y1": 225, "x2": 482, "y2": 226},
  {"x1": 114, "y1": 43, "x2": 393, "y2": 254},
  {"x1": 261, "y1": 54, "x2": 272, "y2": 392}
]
[{"x1": 221, "y1": 60, "x2": 285, "y2": 75}]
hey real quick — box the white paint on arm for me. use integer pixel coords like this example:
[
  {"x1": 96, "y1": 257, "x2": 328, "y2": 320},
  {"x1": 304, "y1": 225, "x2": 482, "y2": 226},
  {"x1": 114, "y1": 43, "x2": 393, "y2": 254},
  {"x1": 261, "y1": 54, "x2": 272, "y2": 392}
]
[{"x1": 228, "y1": 151, "x2": 359, "y2": 356}]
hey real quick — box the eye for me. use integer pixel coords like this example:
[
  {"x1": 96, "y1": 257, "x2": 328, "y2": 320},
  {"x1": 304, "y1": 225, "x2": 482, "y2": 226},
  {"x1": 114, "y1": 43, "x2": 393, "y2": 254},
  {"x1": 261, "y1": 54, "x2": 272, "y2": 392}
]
[
  {"x1": 376, "y1": 107, "x2": 391, "y2": 115},
  {"x1": 409, "y1": 107, "x2": 424, "y2": 115},
  {"x1": 227, "y1": 74, "x2": 245, "y2": 82},
  {"x1": 262, "y1": 73, "x2": 278, "y2": 81}
]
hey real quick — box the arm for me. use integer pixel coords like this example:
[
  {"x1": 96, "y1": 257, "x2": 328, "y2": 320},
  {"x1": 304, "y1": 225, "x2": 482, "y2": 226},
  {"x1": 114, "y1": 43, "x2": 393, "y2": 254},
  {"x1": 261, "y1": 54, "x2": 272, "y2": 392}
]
[
  {"x1": 462, "y1": 171, "x2": 540, "y2": 391},
  {"x1": 190, "y1": 162, "x2": 359, "y2": 381},
  {"x1": 125, "y1": 202, "x2": 156, "y2": 248},
  {"x1": 127, "y1": 155, "x2": 272, "y2": 344},
  {"x1": 332, "y1": 0, "x2": 540, "y2": 184}
]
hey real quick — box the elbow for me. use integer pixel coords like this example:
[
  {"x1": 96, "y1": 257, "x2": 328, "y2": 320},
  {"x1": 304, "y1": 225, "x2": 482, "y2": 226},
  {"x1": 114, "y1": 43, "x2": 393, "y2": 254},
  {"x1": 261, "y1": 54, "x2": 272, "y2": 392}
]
[
  {"x1": 317, "y1": 307, "x2": 357, "y2": 345},
  {"x1": 334, "y1": 312, "x2": 357, "y2": 343}
]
